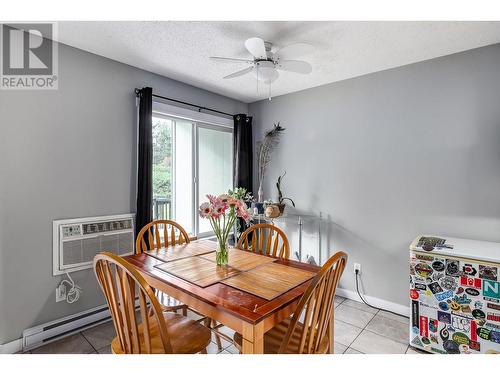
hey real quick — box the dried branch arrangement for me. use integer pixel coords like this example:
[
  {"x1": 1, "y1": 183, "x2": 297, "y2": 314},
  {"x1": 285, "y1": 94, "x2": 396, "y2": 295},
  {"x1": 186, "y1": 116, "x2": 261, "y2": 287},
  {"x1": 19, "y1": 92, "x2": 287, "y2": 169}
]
[{"x1": 257, "y1": 122, "x2": 285, "y2": 201}]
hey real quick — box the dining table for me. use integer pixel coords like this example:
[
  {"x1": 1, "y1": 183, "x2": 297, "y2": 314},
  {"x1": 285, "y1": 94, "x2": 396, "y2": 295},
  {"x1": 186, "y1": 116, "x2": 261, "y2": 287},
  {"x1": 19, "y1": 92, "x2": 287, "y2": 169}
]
[{"x1": 123, "y1": 239, "x2": 322, "y2": 354}]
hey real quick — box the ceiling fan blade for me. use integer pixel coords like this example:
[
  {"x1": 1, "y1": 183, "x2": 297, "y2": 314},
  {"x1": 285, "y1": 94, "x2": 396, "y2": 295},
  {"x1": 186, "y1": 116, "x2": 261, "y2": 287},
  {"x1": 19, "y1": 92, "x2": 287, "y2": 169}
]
[
  {"x1": 210, "y1": 56, "x2": 253, "y2": 64},
  {"x1": 276, "y1": 43, "x2": 314, "y2": 60},
  {"x1": 223, "y1": 66, "x2": 254, "y2": 79},
  {"x1": 276, "y1": 60, "x2": 312, "y2": 74},
  {"x1": 244, "y1": 37, "x2": 267, "y2": 59}
]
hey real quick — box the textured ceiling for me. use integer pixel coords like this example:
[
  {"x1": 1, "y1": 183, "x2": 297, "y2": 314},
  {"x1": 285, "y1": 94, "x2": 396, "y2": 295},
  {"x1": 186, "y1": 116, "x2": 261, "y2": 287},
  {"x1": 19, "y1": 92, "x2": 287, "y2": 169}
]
[{"x1": 57, "y1": 21, "x2": 500, "y2": 103}]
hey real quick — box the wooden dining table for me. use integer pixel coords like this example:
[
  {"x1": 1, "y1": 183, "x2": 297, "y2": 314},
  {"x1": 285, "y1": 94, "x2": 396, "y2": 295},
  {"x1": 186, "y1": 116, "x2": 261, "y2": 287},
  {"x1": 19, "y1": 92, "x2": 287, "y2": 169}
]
[{"x1": 123, "y1": 240, "x2": 321, "y2": 354}]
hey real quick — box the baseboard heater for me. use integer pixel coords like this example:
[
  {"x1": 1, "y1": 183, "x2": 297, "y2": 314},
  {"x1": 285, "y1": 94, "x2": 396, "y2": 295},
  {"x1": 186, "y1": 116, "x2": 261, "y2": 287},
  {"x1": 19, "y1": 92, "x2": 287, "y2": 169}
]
[{"x1": 22, "y1": 304, "x2": 112, "y2": 351}]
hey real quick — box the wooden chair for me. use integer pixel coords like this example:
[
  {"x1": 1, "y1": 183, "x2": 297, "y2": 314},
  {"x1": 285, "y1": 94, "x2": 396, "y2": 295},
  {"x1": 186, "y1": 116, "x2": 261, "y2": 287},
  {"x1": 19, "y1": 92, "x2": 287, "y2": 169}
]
[
  {"x1": 135, "y1": 220, "x2": 194, "y2": 316},
  {"x1": 233, "y1": 251, "x2": 348, "y2": 354},
  {"x1": 236, "y1": 223, "x2": 290, "y2": 259},
  {"x1": 94, "y1": 252, "x2": 211, "y2": 354},
  {"x1": 207, "y1": 223, "x2": 292, "y2": 350},
  {"x1": 135, "y1": 219, "x2": 193, "y2": 252}
]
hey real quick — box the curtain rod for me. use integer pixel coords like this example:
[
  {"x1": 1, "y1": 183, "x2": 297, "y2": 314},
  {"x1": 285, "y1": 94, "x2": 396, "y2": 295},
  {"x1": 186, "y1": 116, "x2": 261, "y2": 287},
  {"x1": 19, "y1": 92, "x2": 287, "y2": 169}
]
[{"x1": 135, "y1": 88, "x2": 236, "y2": 118}]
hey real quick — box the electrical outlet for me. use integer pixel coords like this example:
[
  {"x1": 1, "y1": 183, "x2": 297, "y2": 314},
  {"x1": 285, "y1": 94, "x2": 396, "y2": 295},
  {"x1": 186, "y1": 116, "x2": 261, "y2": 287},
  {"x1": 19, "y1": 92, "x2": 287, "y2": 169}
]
[
  {"x1": 354, "y1": 263, "x2": 361, "y2": 274},
  {"x1": 56, "y1": 284, "x2": 66, "y2": 302}
]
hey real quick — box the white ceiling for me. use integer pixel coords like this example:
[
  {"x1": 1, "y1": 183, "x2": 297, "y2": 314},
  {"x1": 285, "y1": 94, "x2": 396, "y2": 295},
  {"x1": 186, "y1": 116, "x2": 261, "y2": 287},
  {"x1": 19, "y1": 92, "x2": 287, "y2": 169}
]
[{"x1": 57, "y1": 21, "x2": 500, "y2": 103}]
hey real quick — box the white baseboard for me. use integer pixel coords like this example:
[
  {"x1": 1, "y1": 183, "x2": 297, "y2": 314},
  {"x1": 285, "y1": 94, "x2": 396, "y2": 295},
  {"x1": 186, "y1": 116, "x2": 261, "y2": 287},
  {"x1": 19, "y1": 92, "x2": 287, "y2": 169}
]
[
  {"x1": 336, "y1": 287, "x2": 410, "y2": 317},
  {"x1": 0, "y1": 289, "x2": 407, "y2": 354},
  {"x1": 0, "y1": 338, "x2": 23, "y2": 354}
]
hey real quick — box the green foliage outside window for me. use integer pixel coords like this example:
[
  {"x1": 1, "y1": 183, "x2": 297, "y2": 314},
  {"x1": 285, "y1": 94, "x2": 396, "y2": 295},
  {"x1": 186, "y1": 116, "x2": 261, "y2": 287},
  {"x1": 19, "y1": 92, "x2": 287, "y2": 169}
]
[{"x1": 152, "y1": 118, "x2": 172, "y2": 199}]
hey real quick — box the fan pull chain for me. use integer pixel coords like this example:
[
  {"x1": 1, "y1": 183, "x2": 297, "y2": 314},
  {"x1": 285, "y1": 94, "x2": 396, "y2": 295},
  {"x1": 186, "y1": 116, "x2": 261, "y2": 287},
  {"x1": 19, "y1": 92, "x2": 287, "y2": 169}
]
[{"x1": 256, "y1": 63, "x2": 259, "y2": 93}]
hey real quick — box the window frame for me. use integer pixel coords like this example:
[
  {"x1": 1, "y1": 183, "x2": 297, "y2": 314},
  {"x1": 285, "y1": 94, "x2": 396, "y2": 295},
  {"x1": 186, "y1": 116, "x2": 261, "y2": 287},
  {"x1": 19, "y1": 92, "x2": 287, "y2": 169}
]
[{"x1": 152, "y1": 101, "x2": 234, "y2": 238}]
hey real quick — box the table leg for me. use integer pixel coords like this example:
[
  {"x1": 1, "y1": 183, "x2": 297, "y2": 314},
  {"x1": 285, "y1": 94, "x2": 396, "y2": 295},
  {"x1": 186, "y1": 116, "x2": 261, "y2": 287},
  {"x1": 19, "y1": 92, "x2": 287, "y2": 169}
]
[{"x1": 241, "y1": 321, "x2": 264, "y2": 354}]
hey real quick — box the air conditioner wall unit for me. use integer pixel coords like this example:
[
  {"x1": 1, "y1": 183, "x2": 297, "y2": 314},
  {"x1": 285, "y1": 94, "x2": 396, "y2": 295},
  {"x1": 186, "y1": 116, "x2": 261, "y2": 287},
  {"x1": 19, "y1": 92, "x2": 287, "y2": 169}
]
[{"x1": 53, "y1": 214, "x2": 135, "y2": 276}]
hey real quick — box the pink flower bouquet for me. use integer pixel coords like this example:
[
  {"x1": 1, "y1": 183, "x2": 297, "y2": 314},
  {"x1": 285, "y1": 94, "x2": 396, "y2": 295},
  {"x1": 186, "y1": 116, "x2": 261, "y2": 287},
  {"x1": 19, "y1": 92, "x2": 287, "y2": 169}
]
[{"x1": 199, "y1": 192, "x2": 251, "y2": 265}]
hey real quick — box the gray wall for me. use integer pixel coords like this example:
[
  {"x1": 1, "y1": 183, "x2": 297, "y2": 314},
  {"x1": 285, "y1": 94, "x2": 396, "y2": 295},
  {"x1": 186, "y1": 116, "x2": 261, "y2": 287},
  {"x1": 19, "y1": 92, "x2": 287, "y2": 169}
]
[
  {"x1": 249, "y1": 43, "x2": 500, "y2": 308},
  {"x1": 0, "y1": 43, "x2": 247, "y2": 344}
]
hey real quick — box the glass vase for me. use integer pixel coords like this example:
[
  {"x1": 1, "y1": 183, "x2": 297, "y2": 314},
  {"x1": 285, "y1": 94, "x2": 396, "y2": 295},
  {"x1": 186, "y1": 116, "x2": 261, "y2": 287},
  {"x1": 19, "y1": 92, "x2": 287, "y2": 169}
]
[{"x1": 216, "y1": 240, "x2": 229, "y2": 266}]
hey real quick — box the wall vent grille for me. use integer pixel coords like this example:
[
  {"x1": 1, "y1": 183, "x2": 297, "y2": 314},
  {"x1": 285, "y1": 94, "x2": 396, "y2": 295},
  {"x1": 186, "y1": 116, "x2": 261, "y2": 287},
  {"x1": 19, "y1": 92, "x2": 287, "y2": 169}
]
[{"x1": 53, "y1": 214, "x2": 135, "y2": 275}]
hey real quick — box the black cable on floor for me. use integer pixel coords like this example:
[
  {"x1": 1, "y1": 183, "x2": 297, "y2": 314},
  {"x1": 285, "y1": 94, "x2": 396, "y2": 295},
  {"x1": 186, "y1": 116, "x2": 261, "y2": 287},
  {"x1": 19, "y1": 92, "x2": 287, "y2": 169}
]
[{"x1": 355, "y1": 269, "x2": 408, "y2": 318}]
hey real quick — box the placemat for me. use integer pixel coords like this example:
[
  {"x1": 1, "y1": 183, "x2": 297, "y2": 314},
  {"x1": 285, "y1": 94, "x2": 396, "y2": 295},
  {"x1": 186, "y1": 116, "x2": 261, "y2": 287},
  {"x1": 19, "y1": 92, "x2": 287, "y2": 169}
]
[
  {"x1": 154, "y1": 256, "x2": 240, "y2": 287},
  {"x1": 145, "y1": 240, "x2": 216, "y2": 263},
  {"x1": 200, "y1": 248, "x2": 276, "y2": 271},
  {"x1": 221, "y1": 262, "x2": 315, "y2": 300}
]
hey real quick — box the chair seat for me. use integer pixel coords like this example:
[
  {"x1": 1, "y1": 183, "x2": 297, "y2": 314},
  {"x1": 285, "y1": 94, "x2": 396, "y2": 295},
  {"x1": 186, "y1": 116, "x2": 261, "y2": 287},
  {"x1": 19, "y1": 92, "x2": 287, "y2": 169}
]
[
  {"x1": 234, "y1": 318, "x2": 329, "y2": 354},
  {"x1": 111, "y1": 312, "x2": 211, "y2": 354}
]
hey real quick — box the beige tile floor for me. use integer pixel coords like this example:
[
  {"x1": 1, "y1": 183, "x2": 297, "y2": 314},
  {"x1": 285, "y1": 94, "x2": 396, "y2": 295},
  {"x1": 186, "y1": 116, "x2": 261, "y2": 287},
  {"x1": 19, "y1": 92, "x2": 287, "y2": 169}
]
[{"x1": 21, "y1": 296, "x2": 427, "y2": 354}]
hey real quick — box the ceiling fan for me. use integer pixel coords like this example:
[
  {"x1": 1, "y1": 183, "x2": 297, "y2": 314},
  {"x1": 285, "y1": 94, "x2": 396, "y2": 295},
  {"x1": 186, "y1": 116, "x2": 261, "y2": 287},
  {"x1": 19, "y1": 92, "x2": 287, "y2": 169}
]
[{"x1": 210, "y1": 37, "x2": 313, "y2": 98}]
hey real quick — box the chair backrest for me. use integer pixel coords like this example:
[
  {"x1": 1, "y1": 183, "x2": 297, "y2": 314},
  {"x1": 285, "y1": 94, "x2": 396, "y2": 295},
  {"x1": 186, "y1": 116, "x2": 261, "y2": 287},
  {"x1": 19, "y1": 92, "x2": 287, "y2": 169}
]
[
  {"x1": 135, "y1": 220, "x2": 191, "y2": 254},
  {"x1": 279, "y1": 251, "x2": 348, "y2": 354},
  {"x1": 94, "y1": 252, "x2": 173, "y2": 353},
  {"x1": 236, "y1": 223, "x2": 290, "y2": 259}
]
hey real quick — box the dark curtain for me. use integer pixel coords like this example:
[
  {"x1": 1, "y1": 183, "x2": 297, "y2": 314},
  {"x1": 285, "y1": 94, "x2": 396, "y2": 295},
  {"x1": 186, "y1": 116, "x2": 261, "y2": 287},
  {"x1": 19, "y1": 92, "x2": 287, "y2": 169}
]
[
  {"x1": 233, "y1": 114, "x2": 253, "y2": 193},
  {"x1": 135, "y1": 87, "x2": 153, "y2": 237},
  {"x1": 233, "y1": 114, "x2": 253, "y2": 241}
]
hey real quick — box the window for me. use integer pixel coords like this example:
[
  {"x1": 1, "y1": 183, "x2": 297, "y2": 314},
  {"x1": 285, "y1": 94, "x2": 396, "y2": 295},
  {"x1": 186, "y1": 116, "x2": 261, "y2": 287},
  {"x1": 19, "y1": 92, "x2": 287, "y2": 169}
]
[
  {"x1": 152, "y1": 103, "x2": 233, "y2": 238},
  {"x1": 152, "y1": 117, "x2": 173, "y2": 221},
  {"x1": 197, "y1": 125, "x2": 233, "y2": 235}
]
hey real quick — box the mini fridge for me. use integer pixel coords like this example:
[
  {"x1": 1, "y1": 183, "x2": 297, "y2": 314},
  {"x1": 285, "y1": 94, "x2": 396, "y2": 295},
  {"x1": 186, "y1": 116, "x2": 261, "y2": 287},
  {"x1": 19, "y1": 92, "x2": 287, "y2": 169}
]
[{"x1": 409, "y1": 235, "x2": 500, "y2": 354}]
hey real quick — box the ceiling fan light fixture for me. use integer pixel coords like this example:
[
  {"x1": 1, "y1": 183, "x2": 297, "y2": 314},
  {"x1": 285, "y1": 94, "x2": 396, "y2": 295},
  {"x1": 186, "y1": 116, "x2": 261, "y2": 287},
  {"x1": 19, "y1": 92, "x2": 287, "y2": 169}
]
[
  {"x1": 254, "y1": 61, "x2": 275, "y2": 82},
  {"x1": 210, "y1": 37, "x2": 313, "y2": 97}
]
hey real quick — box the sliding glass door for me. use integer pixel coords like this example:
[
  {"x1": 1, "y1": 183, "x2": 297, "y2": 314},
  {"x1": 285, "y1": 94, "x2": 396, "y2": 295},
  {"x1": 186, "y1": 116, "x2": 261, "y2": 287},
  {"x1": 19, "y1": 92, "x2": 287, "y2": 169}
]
[
  {"x1": 173, "y1": 119, "x2": 194, "y2": 234},
  {"x1": 197, "y1": 125, "x2": 233, "y2": 235},
  {"x1": 152, "y1": 116, "x2": 174, "y2": 222},
  {"x1": 152, "y1": 114, "x2": 233, "y2": 238}
]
